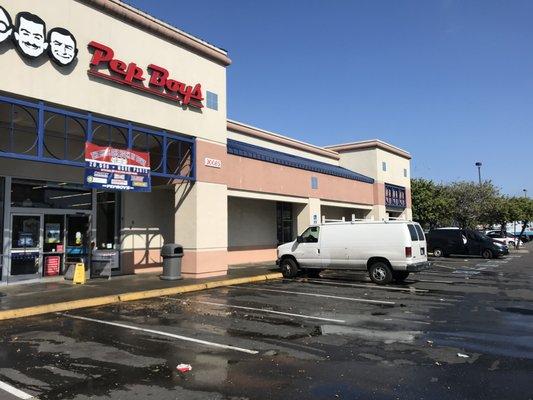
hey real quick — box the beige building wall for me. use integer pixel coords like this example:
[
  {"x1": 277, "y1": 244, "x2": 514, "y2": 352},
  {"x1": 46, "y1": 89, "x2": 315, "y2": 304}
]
[
  {"x1": 228, "y1": 197, "x2": 277, "y2": 249},
  {"x1": 331, "y1": 145, "x2": 412, "y2": 220},
  {"x1": 228, "y1": 130, "x2": 339, "y2": 165},
  {"x1": 174, "y1": 181, "x2": 228, "y2": 278},
  {"x1": 0, "y1": 0, "x2": 227, "y2": 144},
  {"x1": 121, "y1": 188, "x2": 174, "y2": 274}
]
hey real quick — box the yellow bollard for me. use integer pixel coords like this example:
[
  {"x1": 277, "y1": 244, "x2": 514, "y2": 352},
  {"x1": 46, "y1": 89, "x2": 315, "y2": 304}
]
[{"x1": 73, "y1": 263, "x2": 86, "y2": 285}]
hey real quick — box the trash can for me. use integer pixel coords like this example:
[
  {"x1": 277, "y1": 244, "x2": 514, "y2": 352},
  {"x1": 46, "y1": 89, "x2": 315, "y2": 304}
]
[{"x1": 160, "y1": 243, "x2": 184, "y2": 280}]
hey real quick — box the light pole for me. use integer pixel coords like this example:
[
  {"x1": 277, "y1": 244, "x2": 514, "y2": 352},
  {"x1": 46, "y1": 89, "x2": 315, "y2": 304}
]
[
  {"x1": 524, "y1": 189, "x2": 528, "y2": 198},
  {"x1": 475, "y1": 162, "x2": 482, "y2": 185}
]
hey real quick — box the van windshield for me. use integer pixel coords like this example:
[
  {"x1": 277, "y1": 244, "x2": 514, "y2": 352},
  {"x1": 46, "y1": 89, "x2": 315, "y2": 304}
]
[{"x1": 300, "y1": 226, "x2": 320, "y2": 243}]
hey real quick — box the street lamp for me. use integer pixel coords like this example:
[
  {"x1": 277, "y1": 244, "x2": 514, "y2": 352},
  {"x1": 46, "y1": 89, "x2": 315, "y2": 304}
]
[
  {"x1": 475, "y1": 162, "x2": 482, "y2": 185},
  {"x1": 524, "y1": 189, "x2": 528, "y2": 198}
]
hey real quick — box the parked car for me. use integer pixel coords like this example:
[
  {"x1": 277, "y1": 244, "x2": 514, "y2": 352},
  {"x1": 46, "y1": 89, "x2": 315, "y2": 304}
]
[
  {"x1": 484, "y1": 230, "x2": 523, "y2": 248},
  {"x1": 427, "y1": 228, "x2": 508, "y2": 259},
  {"x1": 276, "y1": 220, "x2": 430, "y2": 285}
]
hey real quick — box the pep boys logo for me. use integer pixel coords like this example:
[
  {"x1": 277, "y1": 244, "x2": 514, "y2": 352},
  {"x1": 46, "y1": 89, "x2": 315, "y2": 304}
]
[
  {"x1": 88, "y1": 41, "x2": 204, "y2": 108},
  {"x1": 0, "y1": 5, "x2": 78, "y2": 66}
]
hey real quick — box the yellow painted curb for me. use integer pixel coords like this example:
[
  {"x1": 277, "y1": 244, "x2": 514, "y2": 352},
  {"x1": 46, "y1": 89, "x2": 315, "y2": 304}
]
[{"x1": 0, "y1": 272, "x2": 283, "y2": 321}]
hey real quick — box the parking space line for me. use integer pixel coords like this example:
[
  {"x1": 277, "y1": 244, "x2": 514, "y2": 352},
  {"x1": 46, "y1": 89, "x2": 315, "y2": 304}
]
[
  {"x1": 169, "y1": 298, "x2": 346, "y2": 323},
  {"x1": 410, "y1": 278, "x2": 455, "y2": 284},
  {"x1": 59, "y1": 313, "x2": 259, "y2": 355},
  {"x1": 0, "y1": 380, "x2": 36, "y2": 399},
  {"x1": 295, "y1": 278, "x2": 429, "y2": 293},
  {"x1": 431, "y1": 264, "x2": 460, "y2": 270},
  {"x1": 232, "y1": 286, "x2": 396, "y2": 305}
]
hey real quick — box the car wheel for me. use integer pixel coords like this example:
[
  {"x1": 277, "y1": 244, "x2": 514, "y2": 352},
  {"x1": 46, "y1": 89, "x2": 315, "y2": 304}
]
[
  {"x1": 433, "y1": 248, "x2": 444, "y2": 257},
  {"x1": 368, "y1": 261, "x2": 393, "y2": 285},
  {"x1": 393, "y1": 271, "x2": 410, "y2": 282},
  {"x1": 305, "y1": 269, "x2": 322, "y2": 278},
  {"x1": 482, "y1": 249, "x2": 493, "y2": 259},
  {"x1": 280, "y1": 258, "x2": 299, "y2": 278}
]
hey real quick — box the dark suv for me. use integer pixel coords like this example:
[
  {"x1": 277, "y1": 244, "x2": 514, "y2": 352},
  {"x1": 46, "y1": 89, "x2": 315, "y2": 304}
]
[{"x1": 427, "y1": 228, "x2": 508, "y2": 259}]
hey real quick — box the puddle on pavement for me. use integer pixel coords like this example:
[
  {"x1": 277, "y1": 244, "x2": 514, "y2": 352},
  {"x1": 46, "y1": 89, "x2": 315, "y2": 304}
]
[{"x1": 496, "y1": 307, "x2": 533, "y2": 316}]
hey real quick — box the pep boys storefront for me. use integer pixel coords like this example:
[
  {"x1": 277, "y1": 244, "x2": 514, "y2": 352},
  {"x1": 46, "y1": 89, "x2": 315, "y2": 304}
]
[
  {"x1": 0, "y1": 1, "x2": 413, "y2": 286},
  {"x1": 0, "y1": 0, "x2": 231, "y2": 285}
]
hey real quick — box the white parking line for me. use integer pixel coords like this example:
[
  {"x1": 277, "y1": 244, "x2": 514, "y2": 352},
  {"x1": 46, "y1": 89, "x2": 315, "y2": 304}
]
[
  {"x1": 170, "y1": 298, "x2": 346, "y2": 324},
  {"x1": 59, "y1": 313, "x2": 258, "y2": 355},
  {"x1": 232, "y1": 286, "x2": 396, "y2": 305},
  {"x1": 296, "y1": 278, "x2": 429, "y2": 293},
  {"x1": 432, "y1": 264, "x2": 459, "y2": 270},
  {"x1": 411, "y1": 278, "x2": 455, "y2": 284},
  {"x1": 0, "y1": 380, "x2": 36, "y2": 399}
]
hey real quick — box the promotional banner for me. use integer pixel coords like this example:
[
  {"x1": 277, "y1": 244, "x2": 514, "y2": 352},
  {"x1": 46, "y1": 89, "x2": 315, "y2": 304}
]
[{"x1": 84, "y1": 142, "x2": 151, "y2": 192}]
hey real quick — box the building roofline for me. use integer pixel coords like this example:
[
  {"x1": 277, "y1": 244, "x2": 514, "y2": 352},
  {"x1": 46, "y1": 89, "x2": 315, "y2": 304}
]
[
  {"x1": 78, "y1": 0, "x2": 232, "y2": 66},
  {"x1": 325, "y1": 139, "x2": 411, "y2": 160},
  {"x1": 227, "y1": 120, "x2": 340, "y2": 161}
]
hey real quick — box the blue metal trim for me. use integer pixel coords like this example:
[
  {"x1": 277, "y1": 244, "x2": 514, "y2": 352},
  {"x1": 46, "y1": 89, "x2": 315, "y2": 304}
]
[
  {"x1": 385, "y1": 182, "x2": 406, "y2": 190},
  {"x1": 162, "y1": 134, "x2": 168, "y2": 175},
  {"x1": 227, "y1": 139, "x2": 374, "y2": 184},
  {"x1": 384, "y1": 183, "x2": 407, "y2": 208},
  {"x1": 190, "y1": 139, "x2": 196, "y2": 181},
  {"x1": 0, "y1": 151, "x2": 84, "y2": 166},
  {"x1": 37, "y1": 101, "x2": 44, "y2": 158},
  {"x1": 87, "y1": 113, "x2": 93, "y2": 142},
  {"x1": 0, "y1": 94, "x2": 195, "y2": 181}
]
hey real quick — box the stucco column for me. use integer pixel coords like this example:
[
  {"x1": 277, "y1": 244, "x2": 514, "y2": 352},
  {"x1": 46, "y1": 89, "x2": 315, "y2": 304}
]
[
  {"x1": 296, "y1": 198, "x2": 321, "y2": 234},
  {"x1": 174, "y1": 181, "x2": 228, "y2": 278},
  {"x1": 369, "y1": 205, "x2": 387, "y2": 221}
]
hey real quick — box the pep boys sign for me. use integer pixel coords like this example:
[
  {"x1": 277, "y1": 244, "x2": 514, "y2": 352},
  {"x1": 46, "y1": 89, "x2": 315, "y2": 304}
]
[{"x1": 88, "y1": 41, "x2": 204, "y2": 108}]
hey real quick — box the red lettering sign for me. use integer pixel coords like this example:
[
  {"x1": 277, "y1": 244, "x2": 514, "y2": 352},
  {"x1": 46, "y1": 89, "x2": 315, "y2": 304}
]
[{"x1": 87, "y1": 41, "x2": 204, "y2": 108}]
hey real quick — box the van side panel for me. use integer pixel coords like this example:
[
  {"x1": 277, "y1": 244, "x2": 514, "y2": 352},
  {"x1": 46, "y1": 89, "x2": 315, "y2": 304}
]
[
  {"x1": 343, "y1": 224, "x2": 407, "y2": 269},
  {"x1": 320, "y1": 225, "x2": 351, "y2": 268}
]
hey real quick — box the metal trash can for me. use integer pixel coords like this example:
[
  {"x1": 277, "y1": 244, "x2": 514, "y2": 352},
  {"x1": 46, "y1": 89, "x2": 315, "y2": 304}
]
[{"x1": 160, "y1": 243, "x2": 184, "y2": 280}]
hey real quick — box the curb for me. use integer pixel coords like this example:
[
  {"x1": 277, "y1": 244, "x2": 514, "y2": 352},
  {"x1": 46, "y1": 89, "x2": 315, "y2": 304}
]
[{"x1": 0, "y1": 272, "x2": 283, "y2": 321}]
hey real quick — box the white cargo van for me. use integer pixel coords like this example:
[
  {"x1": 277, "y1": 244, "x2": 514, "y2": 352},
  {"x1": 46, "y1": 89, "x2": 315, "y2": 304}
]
[{"x1": 276, "y1": 220, "x2": 430, "y2": 285}]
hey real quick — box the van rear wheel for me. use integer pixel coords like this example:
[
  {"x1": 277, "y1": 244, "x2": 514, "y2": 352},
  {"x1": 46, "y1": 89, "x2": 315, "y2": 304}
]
[
  {"x1": 280, "y1": 258, "x2": 299, "y2": 278},
  {"x1": 368, "y1": 262, "x2": 393, "y2": 285},
  {"x1": 393, "y1": 271, "x2": 410, "y2": 282}
]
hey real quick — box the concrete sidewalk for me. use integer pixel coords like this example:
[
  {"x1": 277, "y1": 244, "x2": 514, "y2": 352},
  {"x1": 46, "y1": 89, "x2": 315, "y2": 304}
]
[{"x1": 0, "y1": 264, "x2": 282, "y2": 321}]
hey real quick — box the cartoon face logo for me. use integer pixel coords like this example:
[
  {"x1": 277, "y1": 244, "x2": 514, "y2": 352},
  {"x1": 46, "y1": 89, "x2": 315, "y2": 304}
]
[
  {"x1": 0, "y1": 5, "x2": 12, "y2": 43},
  {"x1": 48, "y1": 27, "x2": 78, "y2": 66},
  {"x1": 13, "y1": 12, "x2": 48, "y2": 58}
]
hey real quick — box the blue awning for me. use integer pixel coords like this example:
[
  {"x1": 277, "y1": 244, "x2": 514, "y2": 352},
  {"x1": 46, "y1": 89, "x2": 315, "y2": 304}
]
[{"x1": 227, "y1": 139, "x2": 374, "y2": 184}]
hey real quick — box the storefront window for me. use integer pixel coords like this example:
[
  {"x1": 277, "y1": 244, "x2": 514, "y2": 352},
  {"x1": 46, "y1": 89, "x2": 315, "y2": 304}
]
[
  {"x1": 96, "y1": 191, "x2": 119, "y2": 250},
  {"x1": 277, "y1": 202, "x2": 293, "y2": 244},
  {"x1": 11, "y1": 179, "x2": 92, "y2": 210}
]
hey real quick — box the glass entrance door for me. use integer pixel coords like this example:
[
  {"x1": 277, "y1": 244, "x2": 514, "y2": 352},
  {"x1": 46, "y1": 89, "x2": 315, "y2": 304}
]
[
  {"x1": 66, "y1": 215, "x2": 91, "y2": 273},
  {"x1": 10, "y1": 214, "x2": 42, "y2": 280}
]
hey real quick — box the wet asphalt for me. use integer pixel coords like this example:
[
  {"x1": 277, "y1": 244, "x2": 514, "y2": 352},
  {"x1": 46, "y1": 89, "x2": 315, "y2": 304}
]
[{"x1": 0, "y1": 248, "x2": 532, "y2": 399}]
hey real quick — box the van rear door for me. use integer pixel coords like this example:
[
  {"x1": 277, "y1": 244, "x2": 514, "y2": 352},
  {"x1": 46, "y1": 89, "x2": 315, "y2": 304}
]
[
  {"x1": 414, "y1": 224, "x2": 427, "y2": 258},
  {"x1": 407, "y1": 223, "x2": 426, "y2": 261}
]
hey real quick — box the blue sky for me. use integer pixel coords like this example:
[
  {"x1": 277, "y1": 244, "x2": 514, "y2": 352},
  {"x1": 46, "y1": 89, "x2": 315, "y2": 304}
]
[{"x1": 129, "y1": 0, "x2": 532, "y2": 197}]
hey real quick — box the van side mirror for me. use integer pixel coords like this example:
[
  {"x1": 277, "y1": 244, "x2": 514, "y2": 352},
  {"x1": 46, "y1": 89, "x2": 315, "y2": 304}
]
[{"x1": 296, "y1": 236, "x2": 304, "y2": 243}]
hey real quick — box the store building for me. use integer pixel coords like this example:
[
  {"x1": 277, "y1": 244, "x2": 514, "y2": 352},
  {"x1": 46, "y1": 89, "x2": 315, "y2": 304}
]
[{"x1": 0, "y1": 0, "x2": 411, "y2": 285}]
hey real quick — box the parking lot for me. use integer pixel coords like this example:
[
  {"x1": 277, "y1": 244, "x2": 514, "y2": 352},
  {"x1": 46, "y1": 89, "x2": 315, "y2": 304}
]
[{"x1": 0, "y1": 248, "x2": 532, "y2": 399}]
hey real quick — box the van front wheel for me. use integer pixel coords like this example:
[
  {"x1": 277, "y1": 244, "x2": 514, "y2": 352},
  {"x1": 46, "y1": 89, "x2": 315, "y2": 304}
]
[
  {"x1": 280, "y1": 258, "x2": 299, "y2": 278},
  {"x1": 368, "y1": 262, "x2": 393, "y2": 285}
]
